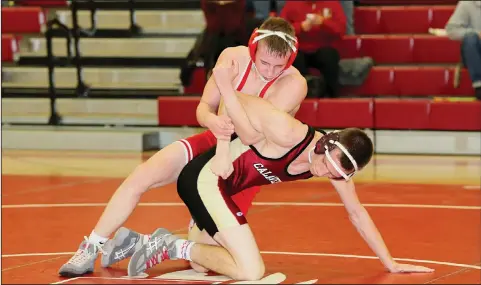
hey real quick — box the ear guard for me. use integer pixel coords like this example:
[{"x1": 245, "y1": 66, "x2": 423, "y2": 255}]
[{"x1": 248, "y1": 28, "x2": 299, "y2": 70}]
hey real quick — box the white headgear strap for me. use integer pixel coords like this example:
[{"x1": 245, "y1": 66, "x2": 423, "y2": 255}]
[
  {"x1": 252, "y1": 29, "x2": 297, "y2": 53},
  {"x1": 324, "y1": 131, "x2": 359, "y2": 181}
]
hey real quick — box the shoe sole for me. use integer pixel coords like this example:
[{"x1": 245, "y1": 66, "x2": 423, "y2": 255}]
[{"x1": 59, "y1": 269, "x2": 93, "y2": 278}]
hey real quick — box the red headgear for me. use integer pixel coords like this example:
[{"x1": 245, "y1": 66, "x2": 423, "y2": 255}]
[{"x1": 248, "y1": 28, "x2": 298, "y2": 70}]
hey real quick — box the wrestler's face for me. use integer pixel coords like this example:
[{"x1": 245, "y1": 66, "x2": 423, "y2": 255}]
[
  {"x1": 254, "y1": 42, "x2": 291, "y2": 81},
  {"x1": 310, "y1": 149, "x2": 350, "y2": 179}
]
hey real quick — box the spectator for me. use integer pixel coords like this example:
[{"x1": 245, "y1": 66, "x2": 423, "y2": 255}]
[
  {"x1": 181, "y1": 0, "x2": 253, "y2": 87},
  {"x1": 280, "y1": 0, "x2": 346, "y2": 98},
  {"x1": 445, "y1": 1, "x2": 481, "y2": 100},
  {"x1": 340, "y1": 0, "x2": 355, "y2": 35},
  {"x1": 250, "y1": 0, "x2": 286, "y2": 20}
]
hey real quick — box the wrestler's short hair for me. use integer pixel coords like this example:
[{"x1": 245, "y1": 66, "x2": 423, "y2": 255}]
[
  {"x1": 337, "y1": 128, "x2": 374, "y2": 171},
  {"x1": 258, "y1": 17, "x2": 296, "y2": 58}
]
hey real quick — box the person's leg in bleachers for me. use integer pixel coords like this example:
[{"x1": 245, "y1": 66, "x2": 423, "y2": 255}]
[{"x1": 461, "y1": 32, "x2": 481, "y2": 100}]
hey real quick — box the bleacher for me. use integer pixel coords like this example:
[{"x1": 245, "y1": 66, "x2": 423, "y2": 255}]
[{"x1": 1, "y1": 0, "x2": 479, "y2": 154}]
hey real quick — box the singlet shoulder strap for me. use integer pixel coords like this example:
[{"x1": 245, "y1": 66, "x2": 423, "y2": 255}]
[
  {"x1": 235, "y1": 60, "x2": 252, "y2": 91},
  {"x1": 289, "y1": 125, "x2": 315, "y2": 159}
]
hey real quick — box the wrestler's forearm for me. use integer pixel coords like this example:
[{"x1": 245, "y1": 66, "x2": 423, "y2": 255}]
[
  {"x1": 215, "y1": 105, "x2": 231, "y2": 158},
  {"x1": 350, "y1": 207, "x2": 396, "y2": 271},
  {"x1": 215, "y1": 80, "x2": 260, "y2": 143},
  {"x1": 196, "y1": 100, "x2": 217, "y2": 128}
]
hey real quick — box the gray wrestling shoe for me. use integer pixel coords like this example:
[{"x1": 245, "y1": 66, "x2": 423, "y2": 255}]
[
  {"x1": 127, "y1": 228, "x2": 179, "y2": 277},
  {"x1": 101, "y1": 227, "x2": 147, "y2": 268},
  {"x1": 58, "y1": 237, "x2": 105, "y2": 277}
]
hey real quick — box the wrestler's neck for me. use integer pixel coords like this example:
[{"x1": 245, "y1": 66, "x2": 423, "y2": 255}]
[{"x1": 292, "y1": 132, "x2": 324, "y2": 168}]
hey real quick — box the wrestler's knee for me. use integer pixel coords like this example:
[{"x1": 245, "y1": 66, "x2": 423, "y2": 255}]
[
  {"x1": 190, "y1": 261, "x2": 209, "y2": 273},
  {"x1": 234, "y1": 262, "x2": 265, "y2": 281}
]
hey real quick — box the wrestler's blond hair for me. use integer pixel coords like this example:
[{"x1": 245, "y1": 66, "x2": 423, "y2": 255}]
[{"x1": 258, "y1": 17, "x2": 296, "y2": 58}]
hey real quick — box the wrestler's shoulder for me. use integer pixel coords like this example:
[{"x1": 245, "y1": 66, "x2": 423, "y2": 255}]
[
  {"x1": 222, "y1": 46, "x2": 249, "y2": 58},
  {"x1": 277, "y1": 67, "x2": 307, "y2": 87}
]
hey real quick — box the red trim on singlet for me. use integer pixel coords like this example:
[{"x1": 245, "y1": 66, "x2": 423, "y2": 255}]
[
  {"x1": 259, "y1": 77, "x2": 278, "y2": 98},
  {"x1": 178, "y1": 139, "x2": 192, "y2": 161},
  {"x1": 237, "y1": 60, "x2": 282, "y2": 98},
  {"x1": 236, "y1": 61, "x2": 252, "y2": 91}
]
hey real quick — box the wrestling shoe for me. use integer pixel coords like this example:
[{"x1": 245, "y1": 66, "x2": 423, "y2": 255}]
[
  {"x1": 58, "y1": 237, "x2": 105, "y2": 277},
  {"x1": 101, "y1": 227, "x2": 148, "y2": 268},
  {"x1": 127, "y1": 228, "x2": 178, "y2": 276}
]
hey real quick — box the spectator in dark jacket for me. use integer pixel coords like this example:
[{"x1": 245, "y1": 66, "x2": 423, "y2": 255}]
[{"x1": 280, "y1": 0, "x2": 346, "y2": 97}]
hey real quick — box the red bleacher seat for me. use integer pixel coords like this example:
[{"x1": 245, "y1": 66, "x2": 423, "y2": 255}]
[
  {"x1": 430, "y1": 5, "x2": 456, "y2": 29},
  {"x1": 1, "y1": 7, "x2": 46, "y2": 34},
  {"x1": 294, "y1": 99, "x2": 318, "y2": 126},
  {"x1": 339, "y1": 35, "x2": 460, "y2": 64},
  {"x1": 411, "y1": 35, "x2": 460, "y2": 63},
  {"x1": 430, "y1": 101, "x2": 481, "y2": 131},
  {"x1": 1, "y1": 34, "x2": 19, "y2": 62},
  {"x1": 341, "y1": 67, "x2": 398, "y2": 96},
  {"x1": 374, "y1": 99, "x2": 431, "y2": 129},
  {"x1": 358, "y1": 0, "x2": 458, "y2": 5},
  {"x1": 16, "y1": 0, "x2": 68, "y2": 7},
  {"x1": 157, "y1": 97, "x2": 480, "y2": 131},
  {"x1": 341, "y1": 66, "x2": 474, "y2": 97},
  {"x1": 316, "y1": 99, "x2": 374, "y2": 128},
  {"x1": 158, "y1": 97, "x2": 201, "y2": 126},
  {"x1": 355, "y1": 6, "x2": 455, "y2": 34},
  {"x1": 358, "y1": 35, "x2": 415, "y2": 63}
]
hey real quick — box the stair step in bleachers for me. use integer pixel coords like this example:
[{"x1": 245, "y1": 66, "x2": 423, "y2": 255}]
[
  {"x1": 19, "y1": 35, "x2": 460, "y2": 65},
  {"x1": 184, "y1": 66, "x2": 474, "y2": 96},
  {"x1": 358, "y1": 0, "x2": 458, "y2": 5},
  {"x1": 1, "y1": 66, "x2": 180, "y2": 90},
  {"x1": 157, "y1": 97, "x2": 481, "y2": 131},
  {"x1": 51, "y1": 6, "x2": 455, "y2": 37},
  {"x1": 1, "y1": 7, "x2": 47, "y2": 34},
  {"x1": 2, "y1": 34, "x2": 20, "y2": 62},
  {"x1": 342, "y1": 66, "x2": 474, "y2": 97},
  {"x1": 3, "y1": 65, "x2": 472, "y2": 96},
  {"x1": 340, "y1": 35, "x2": 461, "y2": 63},
  {"x1": 19, "y1": 37, "x2": 196, "y2": 59},
  {"x1": 2, "y1": 98, "x2": 158, "y2": 125},
  {"x1": 15, "y1": 0, "x2": 68, "y2": 7},
  {"x1": 55, "y1": 10, "x2": 205, "y2": 35},
  {"x1": 356, "y1": 6, "x2": 454, "y2": 34},
  {"x1": 2, "y1": 125, "x2": 162, "y2": 151}
]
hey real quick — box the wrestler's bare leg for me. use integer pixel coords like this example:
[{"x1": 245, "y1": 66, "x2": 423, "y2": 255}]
[{"x1": 93, "y1": 142, "x2": 189, "y2": 237}]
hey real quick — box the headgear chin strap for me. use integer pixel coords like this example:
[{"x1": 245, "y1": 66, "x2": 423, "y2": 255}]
[
  {"x1": 314, "y1": 131, "x2": 359, "y2": 181},
  {"x1": 248, "y1": 28, "x2": 299, "y2": 82}
]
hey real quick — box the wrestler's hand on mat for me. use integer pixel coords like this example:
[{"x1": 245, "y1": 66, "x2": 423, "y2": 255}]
[
  {"x1": 210, "y1": 153, "x2": 234, "y2": 179},
  {"x1": 388, "y1": 262, "x2": 435, "y2": 273},
  {"x1": 206, "y1": 114, "x2": 235, "y2": 140},
  {"x1": 212, "y1": 59, "x2": 239, "y2": 87}
]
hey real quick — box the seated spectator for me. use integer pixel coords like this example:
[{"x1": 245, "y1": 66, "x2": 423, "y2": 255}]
[
  {"x1": 249, "y1": 0, "x2": 286, "y2": 20},
  {"x1": 280, "y1": 0, "x2": 346, "y2": 98},
  {"x1": 445, "y1": 1, "x2": 481, "y2": 100},
  {"x1": 181, "y1": 0, "x2": 255, "y2": 87},
  {"x1": 340, "y1": 0, "x2": 354, "y2": 35}
]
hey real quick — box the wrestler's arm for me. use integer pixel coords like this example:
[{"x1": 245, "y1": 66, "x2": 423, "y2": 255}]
[
  {"x1": 330, "y1": 178, "x2": 434, "y2": 273},
  {"x1": 212, "y1": 52, "x2": 265, "y2": 145},
  {"x1": 222, "y1": 88, "x2": 307, "y2": 148},
  {"x1": 236, "y1": 73, "x2": 308, "y2": 145},
  {"x1": 196, "y1": 47, "x2": 242, "y2": 138}
]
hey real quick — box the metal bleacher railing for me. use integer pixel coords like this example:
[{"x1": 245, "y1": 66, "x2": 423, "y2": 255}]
[{"x1": 45, "y1": 0, "x2": 145, "y2": 125}]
